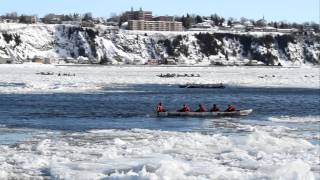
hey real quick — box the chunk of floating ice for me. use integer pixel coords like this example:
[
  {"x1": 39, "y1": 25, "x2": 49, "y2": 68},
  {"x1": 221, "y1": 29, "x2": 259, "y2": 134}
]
[
  {"x1": 271, "y1": 160, "x2": 315, "y2": 180},
  {"x1": 113, "y1": 138, "x2": 126, "y2": 146},
  {"x1": 245, "y1": 129, "x2": 314, "y2": 154}
]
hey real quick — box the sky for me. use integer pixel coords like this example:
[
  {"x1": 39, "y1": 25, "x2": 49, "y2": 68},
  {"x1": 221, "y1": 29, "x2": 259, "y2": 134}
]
[{"x1": 0, "y1": 0, "x2": 318, "y2": 23}]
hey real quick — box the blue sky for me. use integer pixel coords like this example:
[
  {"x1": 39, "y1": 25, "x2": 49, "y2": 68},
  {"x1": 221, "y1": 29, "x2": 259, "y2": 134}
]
[{"x1": 0, "y1": 0, "x2": 318, "y2": 23}]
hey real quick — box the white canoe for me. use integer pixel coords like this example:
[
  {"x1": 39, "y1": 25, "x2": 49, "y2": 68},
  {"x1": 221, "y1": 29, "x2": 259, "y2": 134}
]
[{"x1": 157, "y1": 109, "x2": 253, "y2": 117}]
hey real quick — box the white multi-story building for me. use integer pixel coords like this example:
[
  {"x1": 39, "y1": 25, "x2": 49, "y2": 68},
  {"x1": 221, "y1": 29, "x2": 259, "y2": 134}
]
[
  {"x1": 126, "y1": 8, "x2": 183, "y2": 31},
  {"x1": 128, "y1": 20, "x2": 182, "y2": 31}
]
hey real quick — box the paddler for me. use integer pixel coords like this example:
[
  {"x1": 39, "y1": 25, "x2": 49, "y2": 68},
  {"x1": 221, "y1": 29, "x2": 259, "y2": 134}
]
[
  {"x1": 178, "y1": 104, "x2": 190, "y2": 112},
  {"x1": 225, "y1": 104, "x2": 236, "y2": 112},
  {"x1": 210, "y1": 104, "x2": 220, "y2": 112},
  {"x1": 156, "y1": 102, "x2": 166, "y2": 113},
  {"x1": 196, "y1": 104, "x2": 206, "y2": 112}
]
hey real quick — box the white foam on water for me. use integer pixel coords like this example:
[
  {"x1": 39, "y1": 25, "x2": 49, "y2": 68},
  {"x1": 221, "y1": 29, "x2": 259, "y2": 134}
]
[
  {"x1": 265, "y1": 116, "x2": 320, "y2": 142},
  {"x1": 268, "y1": 116, "x2": 320, "y2": 123},
  {"x1": 0, "y1": 128, "x2": 318, "y2": 179}
]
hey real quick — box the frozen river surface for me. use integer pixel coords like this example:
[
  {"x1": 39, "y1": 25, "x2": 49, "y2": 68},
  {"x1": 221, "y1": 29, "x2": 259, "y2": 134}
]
[{"x1": 0, "y1": 64, "x2": 319, "y2": 179}]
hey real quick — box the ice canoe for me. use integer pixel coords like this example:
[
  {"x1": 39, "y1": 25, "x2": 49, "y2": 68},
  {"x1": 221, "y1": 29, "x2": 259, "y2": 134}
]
[
  {"x1": 179, "y1": 83, "x2": 225, "y2": 89},
  {"x1": 157, "y1": 109, "x2": 253, "y2": 117}
]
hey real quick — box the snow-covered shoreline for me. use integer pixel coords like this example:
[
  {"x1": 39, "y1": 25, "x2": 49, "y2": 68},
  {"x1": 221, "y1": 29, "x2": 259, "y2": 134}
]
[{"x1": 0, "y1": 64, "x2": 318, "y2": 93}]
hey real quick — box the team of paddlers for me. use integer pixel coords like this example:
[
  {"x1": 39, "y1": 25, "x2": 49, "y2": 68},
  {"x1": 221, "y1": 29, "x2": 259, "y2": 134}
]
[
  {"x1": 157, "y1": 73, "x2": 201, "y2": 78},
  {"x1": 36, "y1": 72, "x2": 76, "y2": 76},
  {"x1": 156, "y1": 102, "x2": 236, "y2": 113}
]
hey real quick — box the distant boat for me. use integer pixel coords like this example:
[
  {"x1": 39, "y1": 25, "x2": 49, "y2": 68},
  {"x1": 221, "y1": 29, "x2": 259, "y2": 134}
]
[
  {"x1": 179, "y1": 83, "x2": 225, "y2": 89},
  {"x1": 157, "y1": 73, "x2": 200, "y2": 78},
  {"x1": 36, "y1": 72, "x2": 54, "y2": 75},
  {"x1": 157, "y1": 109, "x2": 253, "y2": 117}
]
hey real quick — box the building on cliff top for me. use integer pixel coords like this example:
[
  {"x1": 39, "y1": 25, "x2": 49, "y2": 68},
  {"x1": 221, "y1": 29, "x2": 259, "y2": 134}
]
[{"x1": 125, "y1": 8, "x2": 183, "y2": 31}]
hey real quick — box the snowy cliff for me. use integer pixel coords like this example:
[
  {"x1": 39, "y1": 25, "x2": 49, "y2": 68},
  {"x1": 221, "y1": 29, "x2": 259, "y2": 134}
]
[{"x1": 0, "y1": 23, "x2": 319, "y2": 66}]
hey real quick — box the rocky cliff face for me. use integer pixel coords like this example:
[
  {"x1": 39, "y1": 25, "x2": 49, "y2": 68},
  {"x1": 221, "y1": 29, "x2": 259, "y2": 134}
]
[{"x1": 0, "y1": 24, "x2": 319, "y2": 66}]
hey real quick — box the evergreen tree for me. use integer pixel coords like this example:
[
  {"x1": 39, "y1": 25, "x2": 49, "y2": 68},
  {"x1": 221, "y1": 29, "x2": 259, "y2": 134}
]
[
  {"x1": 182, "y1": 14, "x2": 192, "y2": 29},
  {"x1": 186, "y1": 14, "x2": 193, "y2": 28},
  {"x1": 250, "y1": 20, "x2": 256, "y2": 26},
  {"x1": 62, "y1": 14, "x2": 73, "y2": 21},
  {"x1": 181, "y1": 15, "x2": 185, "y2": 26},
  {"x1": 73, "y1": 13, "x2": 80, "y2": 20},
  {"x1": 279, "y1": 21, "x2": 289, "y2": 29},
  {"x1": 19, "y1": 15, "x2": 28, "y2": 23},
  {"x1": 195, "y1": 15, "x2": 203, "y2": 24},
  {"x1": 83, "y1": 12, "x2": 93, "y2": 21},
  {"x1": 118, "y1": 13, "x2": 128, "y2": 27},
  {"x1": 218, "y1": 17, "x2": 225, "y2": 26},
  {"x1": 211, "y1": 14, "x2": 219, "y2": 26},
  {"x1": 311, "y1": 22, "x2": 320, "y2": 33},
  {"x1": 227, "y1": 20, "x2": 232, "y2": 27}
]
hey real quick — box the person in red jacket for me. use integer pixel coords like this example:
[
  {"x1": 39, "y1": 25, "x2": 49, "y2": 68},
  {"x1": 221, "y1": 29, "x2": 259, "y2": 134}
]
[
  {"x1": 186, "y1": 104, "x2": 191, "y2": 112},
  {"x1": 178, "y1": 104, "x2": 190, "y2": 112},
  {"x1": 210, "y1": 104, "x2": 220, "y2": 112},
  {"x1": 156, "y1": 102, "x2": 166, "y2": 113},
  {"x1": 225, "y1": 104, "x2": 236, "y2": 112},
  {"x1": 196, "y1": 104, "x2": 206, "y2": 112}
]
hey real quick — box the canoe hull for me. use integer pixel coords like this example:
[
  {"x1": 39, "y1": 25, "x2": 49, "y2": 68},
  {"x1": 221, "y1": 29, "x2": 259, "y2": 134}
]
[
  {"x1": 179, "y1": 84, "x2": 225, "y2": 88},
  {"x1": 157, "y1": 109, "x2": 253, "y2": 117}
]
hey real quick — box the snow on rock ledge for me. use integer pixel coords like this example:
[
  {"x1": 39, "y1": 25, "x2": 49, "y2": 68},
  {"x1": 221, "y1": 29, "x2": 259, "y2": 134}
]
[{"x1": 0, "y1": 23, "x2": 319, "y2": 66}]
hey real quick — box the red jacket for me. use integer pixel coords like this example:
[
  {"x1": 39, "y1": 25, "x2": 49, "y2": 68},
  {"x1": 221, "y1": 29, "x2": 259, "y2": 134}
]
[
  {"x1": 179, "y1": 106, "x2": 190, "y2": 112},
  {"x1": 157, "y1": 105, "x2": 165, "y2": 112},
  {"x1": 226, "y1": 106, "x2": 236, "y2": 112},
  {"x1": 211, "y1": 107, "x2": 220, "y2": 112},
  {"x1": 197, "y1": 105, "x2": 206, "y2": 112},
  {"x1": 184, "y1": 106, "x2": 191, "y2": 112}
]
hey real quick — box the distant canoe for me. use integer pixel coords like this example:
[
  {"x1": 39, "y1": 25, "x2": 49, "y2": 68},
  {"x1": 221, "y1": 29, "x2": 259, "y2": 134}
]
[
  {"x1": 157, "y1": 73, "x2": 200, "y2": 78},
  {"x1": 36, "y1": 72, "x2": 54, "y2": 75},
  {"x1": 157, "y1": 109, "x2": 253, "y2": 117},
  {"x1": 179, "y1": 83, "x2": 225, "y2": 88}
]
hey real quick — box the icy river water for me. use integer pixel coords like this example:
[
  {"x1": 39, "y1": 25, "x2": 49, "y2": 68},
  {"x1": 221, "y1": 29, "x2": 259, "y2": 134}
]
[{"x1": 0, "y1": 84, "x2": 319, "y2": 179}]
